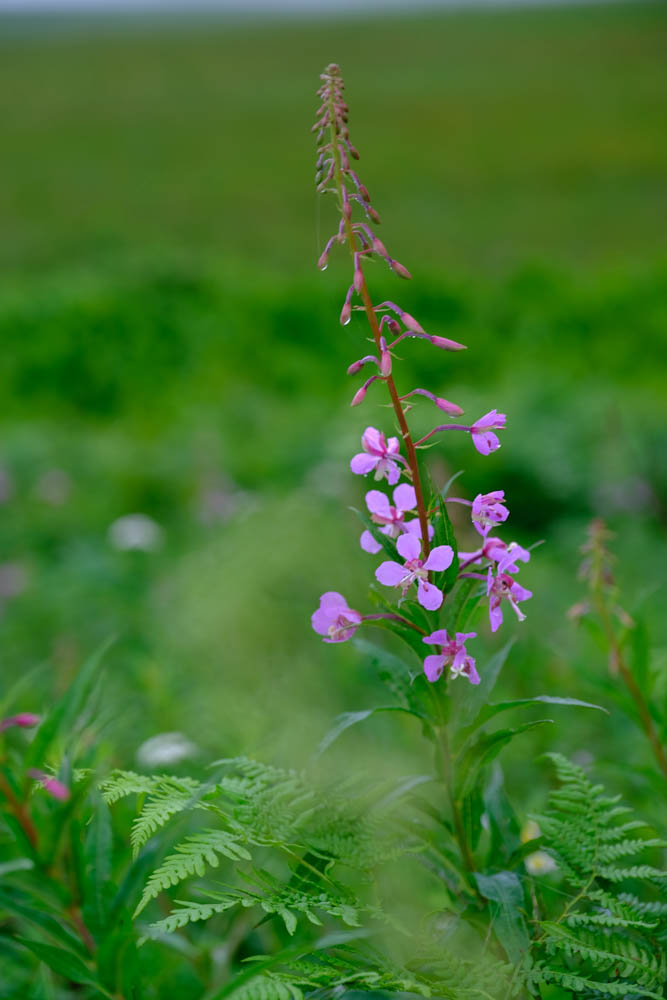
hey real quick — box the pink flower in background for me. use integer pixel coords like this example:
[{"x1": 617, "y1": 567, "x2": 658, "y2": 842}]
[
  {"x1": 487, "y1": 569, "x2": 532, "y2": 632},
  {"x1": 471, "y1": 490, "x2": 509, "y2": 536},
  {"x1": 350, "y1": 427, "x2": 405, "y2": 485},
  {"x1": 0, "y1": 713, "x2": 40, "y2": 733},
  {"x1": 360, "y1": 483, "x2": 416, "y2": 552},
  {"x1": 423, "y1": 629, "x2": 479, "y2": 685},
  {"x1": 28, "y1": 769, "x2": 70, "y2": 802},
  {"x1": 375, "y1": 534, "x2": 453, "y2": 611},
  {"x1": 312, "y1": 592, "x2": 362, "y2": 643},
  {"x1": 471, "y1": 410, "x2": 506, "y2": 456}
]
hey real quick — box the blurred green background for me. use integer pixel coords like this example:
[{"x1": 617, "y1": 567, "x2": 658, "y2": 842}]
[{"x1": 0, "y1": 2, "x2": 665, "y2": 810}]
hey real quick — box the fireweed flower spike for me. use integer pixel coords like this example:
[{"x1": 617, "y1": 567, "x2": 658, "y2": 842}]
[
  {"x1": 423, "y1": 630, "x2": 479, "y2": 685},
  {"x1": 375, "y1": 534, "x2": 453, "y2": 611},
  {"x1": 312, "y1": 592, "x2": 362, "y2": 643},
  {"x1": 312, "y1": 63, "x2": 534, "y2": 657},
  {"x1": 350, "y1": 427, "x2": 406, "y2": 484}
]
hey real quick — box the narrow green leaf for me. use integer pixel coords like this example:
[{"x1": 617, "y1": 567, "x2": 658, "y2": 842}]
[
  {"x1": 25, "y1": 637, "x2": 115, "y2": 771},
  {"x1": 460, "y1": 694, "x2": 607, "y2": 742},
  {"x1": 17, "y1": 937, "x2": 103, "y2": 989},
  {"x1": 433, "y1": 494, "x2": 459, "y2": 592},
  {"x1": 475, "y1": 870, "x2": 530, "y2": 964},
  {"x1": 318, "y1": 705, "x2": 428, "y2": 756},
  {"x1": 83, "y1": 793, "x2": 113, "y2": 937},
  {"x1": 451, "y1": 640, "x2": 515, "y2": 734},
  {"x1": 0, "y1": 887, "x2": 88, "y2": 956},
  {"x1": 456, "y1": 719, "x2": 553, "y2": 799}
]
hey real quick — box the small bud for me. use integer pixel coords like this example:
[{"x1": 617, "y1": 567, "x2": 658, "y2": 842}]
[
  {"x1": 353, "y1": 253, "x2": 364, "y2": 293},
  {"x1": 435, "y1": 398, "x2": 464, "y2": 416},
  {"x1": 372, "y1": 237, "x2": 389, "y2": 258},
  {"x1": 430, "y1": 335, "x2": 467, "y2": 351},
  {"x1": 367, "y1": 206, "x2": 381, "y2": 224},
  {"x1": 379, "y1": 338, "x2": 392, "y2": 377},
  {"x1": 389, "y1": 259, "x2": 412, "y2": 280},
  {"x1": 399, "y1": 311, "x2": 425, "y2": 334},
  {"x1": 342, "y1": 189, "x2": 352, "y2": 220},
  {"x1": 348, "y1": 143, "x2": 360, "y2": 159},
  {"x1": 317, "y1": 235, "x2": 336, "y2": 271},
  {"x1": 340, "y1": 285, "x2": 354, "y2": 326},
  {"x1": 0, "y1": 712, "x2": 41, "y2": 733},
  {"x1": 28, "y1": 769, "x2": 70, "y2": 802},
  {"x1": 350, "y1": 375, "x2": 379, "y2": 407}
]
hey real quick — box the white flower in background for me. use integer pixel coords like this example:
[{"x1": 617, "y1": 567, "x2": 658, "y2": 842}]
[
  {"x1": 521, "y1": 818, "x2": 557, "y2": 875},
  {"x1": 108, "y1": 513, "x2": 163, "y2": 552},
  {"x1": 136, "y1": 732, "x2": 198, "y2": 769}
]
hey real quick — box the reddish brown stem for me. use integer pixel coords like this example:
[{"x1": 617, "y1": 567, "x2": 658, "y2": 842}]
[
  {"x1": 326, "y1": 104, "x2": 431, "y2": 558},
  {"x1": 0, "y1": 772, "x2": 39, "y2": 849}
]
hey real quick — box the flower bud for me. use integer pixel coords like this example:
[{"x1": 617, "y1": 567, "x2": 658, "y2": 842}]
[
  {"x1": 379, "y1": 338, "x2": 392, "y2": 377},
  {"x1": 340, "y1": 284, "x2": 354, "y2": 326},
  {"x1": 367, "y1": 207, "x2": 381, "y2": 224},
  {"x1": 353, "y1": 253, "x2": 364, "y2": 293},
  {"x1": 0, "y1": 712, "x2": 41, "y2": 733},
  {"x1": 389, "y1": 259, "x2": 412, "y2": 280},
  {"x1": 350, "y1": 374, "x2": 379, "y2": 407},
  {"x1": 430, "y1": 335, "x2": 467, "y2": 351},
  {"x1": 435, "y1": 398, "x2": 464, "y2": 416},
  {"x1": 372, "y1": 237, "x2": 389, "y2": 258}
]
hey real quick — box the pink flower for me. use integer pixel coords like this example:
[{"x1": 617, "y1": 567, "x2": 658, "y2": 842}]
[
  {"x1": 487, "y1": 569, "x2": 532, "y2": 633},
  {"x1": 471, "y1": 491, "x2": 509, "y2": 536},
  {"x1": 471, "y1": 410, "x2": 506, "y2": 456},
  {"x1": 423, "y1": 629, "x2": 479, "y2": 685},
  {"x1": 360, "y1": 483, "x2": 416, "y2": 552},
  {"x1": 28, "y1": 769, "x2": 70, "y2": 802},
  {"x1": 312, "y1": 592, "x2": 363, "y2": 643},
  {"x1": 361, "y1": 484, "x2": 434, "y2": 553},
  {"x1": 459, "y1": 537, "x2": 530, "y2": 575},
  {"x1": 0, "y1": 713, "x2": 40, "y2": 733},
  {"x1": 375, "y1": 534, "x2": 453, "y2": 611},
  {"x1": 350, "y1": 427, "x2": 405, "y2": 485}
]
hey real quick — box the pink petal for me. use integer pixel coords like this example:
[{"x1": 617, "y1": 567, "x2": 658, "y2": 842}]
[
  {"x1": 424, "y1": 654, "x2": 446, "y2": 683},
  {"x1": 489, "y1": 602, "x2": 503, "y2": 633},
  {"x1": 351, "y1": 453, "x2": 380, "y2": 475},
  {"x1": 312, "y1": 608, "x2": 335, "y2": 636},
  {"x1": 361, "y1": 426, "x2": 383, "y2": 455},
  {"x1": 466, "y1": 660, "x2": 481, "y2": 685},
  {"x1": 375, "y1": 561, "x2": 407, "y2": 587},
  {"x1": 386, "y1": 436, "x2": 401, "y2": 455},
  {"x1": 423, "y1": 629, "x2": 449, "y2": 646},
  {"x1": 423, "y1": 545, "x2": 454, "y2": 572},
  {"x1": 396, "y1": 533, "x2": 421, "y2": 562},
  {"x1": 417, "y1": 579, "x2": 443, "y2": 611},
  {"x1": 320, "y1": 592, "x2": 348, "y2": 610},
  {"x1": 360, "y1": 530, "x2": 383, "y2": 554},
  {"x1": 383, "y1": 460, "x2": 401, "y2": 486},
  {"x1": 392, "y1": 483, "x2": 416, "y2": 512},
  {"x1": 472, "y1": 430, "x2": 500, "y2": 456},
  {"x1": 365, "y1": 489, "x2": 391, "y2": 518}
]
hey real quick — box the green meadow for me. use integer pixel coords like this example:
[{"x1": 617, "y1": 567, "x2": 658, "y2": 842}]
[{"x1": 0, "y1": 1, "x2": 666, "y2": 804}]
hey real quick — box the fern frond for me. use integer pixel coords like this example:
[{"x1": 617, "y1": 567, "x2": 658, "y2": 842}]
[
  {"x1": 129, "y1": 776, "x2": 205, "y2": 857},
  {"x1": 225, "y1": 973, "x2": 304, "y2": 1000},
  {"x1": 528, "y1": 753, "x2": 667, "y2": 999},
  {"x1": 134, "y1": 828, "x2": 252, "y2": 916},
  {"x1": 99, "y1": 769, "x2": 156, "y2": 804}
]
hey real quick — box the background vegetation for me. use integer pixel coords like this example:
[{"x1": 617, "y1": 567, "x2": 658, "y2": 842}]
[{"x1": 1, "y1": 1, "x2": 665, "y2": 816}]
